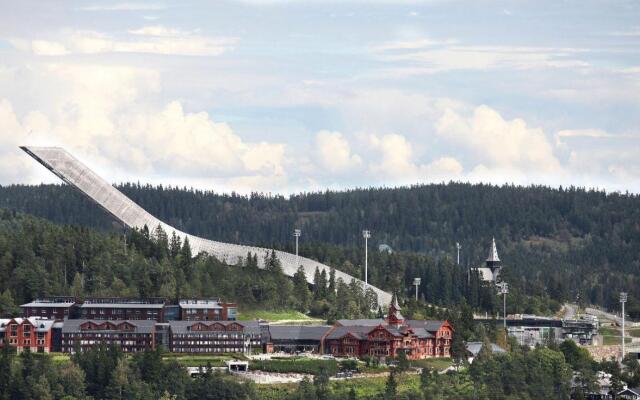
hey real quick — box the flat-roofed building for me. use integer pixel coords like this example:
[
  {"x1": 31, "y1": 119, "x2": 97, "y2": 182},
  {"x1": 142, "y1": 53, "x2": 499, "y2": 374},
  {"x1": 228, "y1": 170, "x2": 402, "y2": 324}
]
[
  {"x1": 79, "y1": 298, "x2": 166, "y2": 322},
  {"x1": 267, "y1": 325, "x2": 332, "y2": 353},
  {"x1": 0, "y1": 317, "x2": 56, "y2": 353},
  {"x1": 179, "y1": 299, "x2": 237, "y2": 321},
  {"x1": 21, "y1": 296, "x2": 78, "y2": 321},
  {"x1": 61, "y1": 319, "x2": 156, "y2": 353},
  {"x1": 168, "y1": 320, "x2": 261, "y2": 354}
]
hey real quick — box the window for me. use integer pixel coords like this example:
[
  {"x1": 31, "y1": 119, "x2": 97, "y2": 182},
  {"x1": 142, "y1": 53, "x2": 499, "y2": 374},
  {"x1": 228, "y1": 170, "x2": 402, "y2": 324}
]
[{"x1": 10, "y1": 324, "x2": 17, "y2": 337}]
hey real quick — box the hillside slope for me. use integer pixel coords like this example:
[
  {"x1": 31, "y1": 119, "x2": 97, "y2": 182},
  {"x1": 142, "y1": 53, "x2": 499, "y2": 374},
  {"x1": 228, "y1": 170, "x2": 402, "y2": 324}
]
[{"x1": 0, "y1": 182, "x2": 638, "y2": 313}]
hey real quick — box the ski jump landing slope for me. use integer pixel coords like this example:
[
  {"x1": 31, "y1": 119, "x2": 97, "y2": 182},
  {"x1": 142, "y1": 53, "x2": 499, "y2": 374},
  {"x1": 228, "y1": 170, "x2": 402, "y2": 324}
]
[{"x1": 21, "y1": 146, "x2": 391, "y2": 306}]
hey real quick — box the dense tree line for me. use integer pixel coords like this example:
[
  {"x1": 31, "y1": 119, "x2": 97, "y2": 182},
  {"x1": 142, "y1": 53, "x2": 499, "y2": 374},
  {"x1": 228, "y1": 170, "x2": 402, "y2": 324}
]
[
  {"x1": 0, "y1": 209, "x2": 375, "y2": 320},
  {"x1": 0, "y1": 182, "x2": 638, "y2": 314},
  {"x1": 0, "y1": 343, "x2": 256, "y2": 400}
]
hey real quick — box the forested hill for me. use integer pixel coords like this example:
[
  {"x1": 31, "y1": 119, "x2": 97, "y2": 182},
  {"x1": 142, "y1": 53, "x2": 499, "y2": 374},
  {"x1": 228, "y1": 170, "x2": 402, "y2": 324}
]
[{"x1": 0, "y1": 182, "x2": 639, "y2": 313}]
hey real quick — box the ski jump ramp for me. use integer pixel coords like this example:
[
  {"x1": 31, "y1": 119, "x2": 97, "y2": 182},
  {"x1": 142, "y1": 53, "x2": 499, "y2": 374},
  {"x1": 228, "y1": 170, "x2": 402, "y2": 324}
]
[{"x1": 21, "y1": 146, "x2": 391, "y2": 306}]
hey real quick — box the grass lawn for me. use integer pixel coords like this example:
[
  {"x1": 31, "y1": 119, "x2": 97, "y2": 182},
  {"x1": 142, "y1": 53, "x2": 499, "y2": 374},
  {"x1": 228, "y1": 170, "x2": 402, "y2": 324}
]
[
  {"x1": 47, "y1": 353, "x2": 71, "y2": 365},
  {"x1": 410, "y1": 358, "x2": 453, "y2": 371},
  {"x1": 163, "y1": 353, "x2": 248, "y2": 367},
  {"x1": 332, "y1": 374, "x2": 420, "y2": 398},
  {"x1": 237, "y1": 309, "x2": 321, "y2": 322},
  {"x1": 628, "y1": 329, "x2": 640, "y2": 338},
  {"x1": 251, "y1": 358, "x2": 339, "y2": 375},
  {"x1": 254, "y1": 374, "x2": 421, "y2": 400},
  {"x1": 600, "y1": 327, "x2": 633, "y2": 345}
]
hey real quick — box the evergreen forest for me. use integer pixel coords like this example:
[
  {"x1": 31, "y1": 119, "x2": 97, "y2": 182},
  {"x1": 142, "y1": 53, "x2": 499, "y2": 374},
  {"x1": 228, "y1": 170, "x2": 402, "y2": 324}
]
[{"x1": 0, "y1": 182, "x2": 638, "y2": 316}]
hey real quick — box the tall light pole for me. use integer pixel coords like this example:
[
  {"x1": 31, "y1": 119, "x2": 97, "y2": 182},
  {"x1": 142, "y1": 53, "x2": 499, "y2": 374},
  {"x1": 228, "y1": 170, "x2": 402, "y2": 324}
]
[
  {"x1": 621, "y1": 292, "x2": 627, "y2": 360},
  {"x1": 413, "y1": 278, "x2": 421, "y2": 302},
  {"x1": 456, "y1": 242, "x2": 461, "y2": 265},
  {"x1": 498, "y1": 282, "x2": 509, "y2": 328},
  {"x1": 362, "y1": 230, "x2": 371, "y2": 287},
  {"x1": 293, "y1": 229, "x2": 301, "y2": 267}
]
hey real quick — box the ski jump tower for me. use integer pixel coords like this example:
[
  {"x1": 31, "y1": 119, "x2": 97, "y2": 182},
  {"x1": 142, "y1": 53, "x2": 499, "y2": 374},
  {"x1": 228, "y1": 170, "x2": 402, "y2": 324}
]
[{"x1": 21, "y1": 146, "x2": 392, "y2": 306}]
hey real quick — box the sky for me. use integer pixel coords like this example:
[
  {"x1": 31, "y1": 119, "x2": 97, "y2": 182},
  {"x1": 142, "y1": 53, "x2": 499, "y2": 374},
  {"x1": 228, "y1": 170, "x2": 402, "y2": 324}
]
[{"x1": 0, "y1": 0, "x2": 639, "y2": 194}]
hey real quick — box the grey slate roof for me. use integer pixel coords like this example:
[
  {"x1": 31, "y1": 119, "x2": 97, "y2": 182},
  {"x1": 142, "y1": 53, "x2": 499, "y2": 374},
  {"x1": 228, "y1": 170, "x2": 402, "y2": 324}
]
[
  {"x1": 326, "y1": 325, "x2": 375, "y2": 340},
  {"x1": 465, "y1": 342, "x2": 506, "y2": 356},
  {"x1": 336, "y1": 318, "x2": 384, "y2": 327},
  {"x1": 268, "y1": 325, "x2": 331, "y2": 341},
  {"x1": 179, "y1": 303, "x2": 223, "y2": 309},
  {"x1": 169, "y1": 320, "x2": 261, "y2": 335},
  {"x1": 79, "y1": 303, "x2": 164, "y2": 309},
  {"x1": 0, "y1": 318, "x2": 55, "y2": 332},
  {"x1": 21, "y1": 301, "x2": 76, "y2": 307},
  {"x1": 61, "y1": 319, "x2": 156, "y2": 334}
]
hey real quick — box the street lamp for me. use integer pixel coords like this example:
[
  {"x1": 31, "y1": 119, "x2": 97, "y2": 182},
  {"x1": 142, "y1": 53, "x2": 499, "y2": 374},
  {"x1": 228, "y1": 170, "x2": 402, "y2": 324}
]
[
  {"x1": 362, "y1": 230, "x2": 371, "y2": 287},
  {"x1": 621, "y1": 292, "x2": 628, "y2": 360},
  {"x1": 413, "y1": 278, "x2": 421, "y2": 301},
  {"x1": 498, "y1": 282, "x2": 509, "y2": 328},
  {"x1": 456, "y1": 242, "x2": 461, "y2": 265},
  {"x1": 293, "y1": 229, "x2": 301, "y2": 267}
]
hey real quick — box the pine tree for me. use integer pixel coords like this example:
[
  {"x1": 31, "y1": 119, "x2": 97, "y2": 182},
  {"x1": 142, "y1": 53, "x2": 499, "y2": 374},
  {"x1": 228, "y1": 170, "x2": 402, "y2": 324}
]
[{"x1": 384, "y1": 371, "x2": 397, "y2": 400}]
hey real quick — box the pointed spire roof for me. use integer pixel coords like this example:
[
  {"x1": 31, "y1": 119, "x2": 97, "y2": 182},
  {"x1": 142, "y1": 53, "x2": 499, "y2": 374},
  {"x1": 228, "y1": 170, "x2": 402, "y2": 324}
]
[
  {"x1": 387, "y1": 293, "x2": 404, "y2": 325},
  {"x1": 486, "y1": 237, "x2": 500, "y2": 263},
  {"x1": 391, "y1": 293, "x2": 401, "y2": 310}
]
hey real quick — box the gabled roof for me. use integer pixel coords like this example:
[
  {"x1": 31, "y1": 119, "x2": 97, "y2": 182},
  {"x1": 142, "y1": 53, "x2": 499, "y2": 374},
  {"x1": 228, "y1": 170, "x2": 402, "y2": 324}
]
[
  {"x1": 80, "y1": 303, "x2": 164, "y2": 309},
  {"x1": 169, "y1": 320, "x2": 261, "y2": 335},
  {"x1": 465, "y1": 342, "x2": 506, "y2": 356},
  {"x1": 618, "y1": 387, "x2": 640, "y2": 395},
  {"x1": 336, "y1": 318, "x2": 384, "y2": 327},
  {"x1": 62, "y1": 319, "x2": 156, "y2": 334},
  {"x1": 406, "y1": 320, "x2": 448, "y2": 332},
  {"x1": 0, "y1": 317, "x2": 55, "y2": 332},
  {"x1": 268, "y1": 325, "x2": 331, "y2": 341},
  {"x1": 326, "y1": 325, "x2": 374, "y2": 340}
]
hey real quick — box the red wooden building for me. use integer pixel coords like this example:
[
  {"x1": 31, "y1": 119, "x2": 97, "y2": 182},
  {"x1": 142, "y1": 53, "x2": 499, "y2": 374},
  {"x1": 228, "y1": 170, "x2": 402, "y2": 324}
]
[
  {"x1": 324, "y1": 295, "x2": 452, "y2": 360},
  {"x1": 60, "y1": 319, "x2": 156, "y2": 353},
  {"x1": 79, "y1": 298, "x2": 166, "y2": 322},
  {"x1": 20, "y1": 296, "x2": 78, "y2": 321},
  {"x1": 0, "y1": 317, "x2": 56, "y2": 353}
]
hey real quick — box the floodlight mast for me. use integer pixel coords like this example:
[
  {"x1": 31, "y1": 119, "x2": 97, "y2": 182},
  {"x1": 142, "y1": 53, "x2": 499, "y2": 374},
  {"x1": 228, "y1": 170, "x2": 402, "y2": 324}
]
[
  {"x1": 456, "y1": 242, "x2": 461, "y2": 265},
  {"x1": 498, "y1": 282, "x2": 509, "y2": 328},
  {"x1": 413, "y1": 278, "x2": 421, "y2": 301},
  {"x1": 363, "y1": 230, "x2": 371, "y2": 287},
  {"x1": 621, "y1": 292, "x2": 628, "y2": 360},
  {"x1": 293, "y1": 229, "x2": 301, "y2": 268}
]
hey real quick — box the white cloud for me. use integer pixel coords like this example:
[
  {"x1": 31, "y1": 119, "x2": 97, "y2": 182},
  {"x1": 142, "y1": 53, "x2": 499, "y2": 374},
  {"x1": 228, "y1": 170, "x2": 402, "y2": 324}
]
[
  {"x1": 13, "y1": 28, "x2": 237, "y2": 57},
  {"x1": 314, "y1": 130, "x2": 362, "y2": 173},
  {"x1": 556, "y1": 129, "x2": 615, "y2": 138},
  {"x1": 31, "y1": 40, "x2": 69, "y2": 56},
  {"x1": 370, "y1": 37, "x2": 590, "y2": 73},
  {"x1": 79, "y1": 3, "x2": 167, "y2": 11},
  {"x1": 128, "y1": 25, "x2": 192, "y2": 37},
  {"x1": 368, "y1": 133, "x2": 463, "y2": 183},
  {"x1": 0, "y1": 63, "x2": 287, "y2": 192},
  {"x1": 436, "y1": 105, "x2": 563, "y2": 175}
]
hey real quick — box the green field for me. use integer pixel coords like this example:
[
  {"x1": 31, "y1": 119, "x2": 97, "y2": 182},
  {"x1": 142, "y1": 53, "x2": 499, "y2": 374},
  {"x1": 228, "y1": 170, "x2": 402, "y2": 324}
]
[
  {"x1": 237, "y1": 309, "x2": 321, "y2": 322},
  {"x1": 49, "y1": 353, "x2": 71, "y2": 365},
  {"x1": 251, "y1": 357, "x2": 339, "y2": 375},
  {"x1": 409, "y1": 357, "x2": 453, "y2": 371},
  {"x1": 600, "y1": 327, "x2": 633, "y2": 345},
  {"x1": 254, "y1": 374, "x2": 421, "y2": 400},
  {"x1": 163, "y1": 353, "x2": 249, "y2": 367}
]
